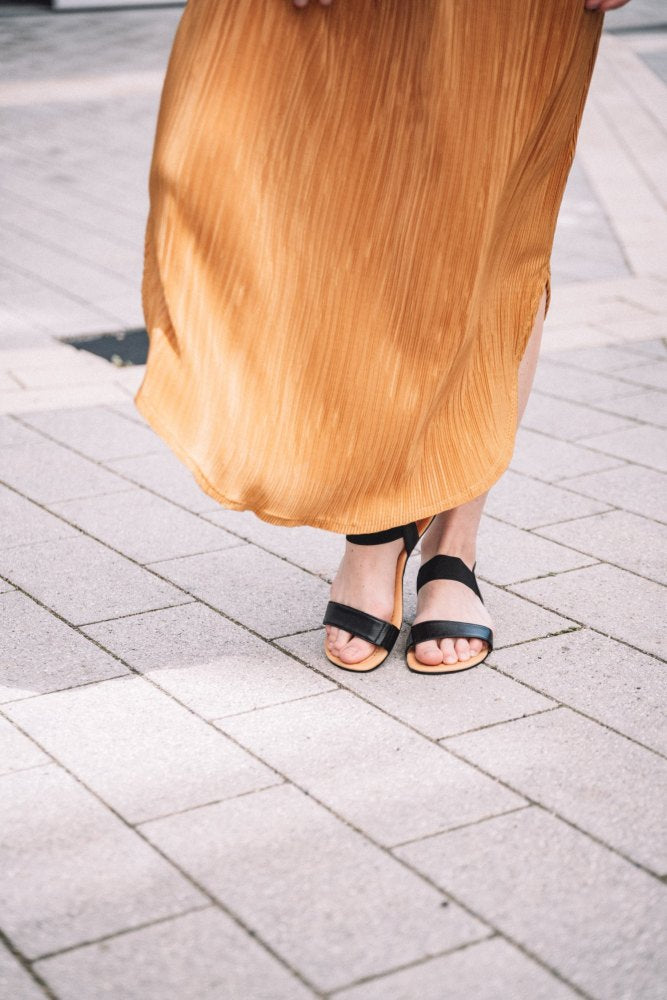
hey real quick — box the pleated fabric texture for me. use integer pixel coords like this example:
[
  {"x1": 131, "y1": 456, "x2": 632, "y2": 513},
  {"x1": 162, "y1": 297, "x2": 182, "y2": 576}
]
[{"x1": 135, "y1": 0, "x2": 604, "y2": 533}]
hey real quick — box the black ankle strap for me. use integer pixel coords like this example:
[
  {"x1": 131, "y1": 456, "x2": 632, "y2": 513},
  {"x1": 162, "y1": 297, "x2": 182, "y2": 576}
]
[
  {"x1": 346, "y1": 522, "x2": 419, "y2": 556},
  {"x1": 416, "y1": 554, "x2": 483, "y2": 602}
]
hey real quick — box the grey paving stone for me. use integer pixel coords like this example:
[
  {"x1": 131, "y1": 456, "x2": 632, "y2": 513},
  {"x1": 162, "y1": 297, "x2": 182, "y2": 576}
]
[
  {"x1": 104, "y1": 450, "x2": 222, "y2": 514},
  {"x1": 335, "y1": 937, "x2": 577, "y2": 1000},
  {"x1": 0, "y1": 942, "x2": 46, "y2": 1000},
  {"x1": 582, "y1": 424, "x2": 667, "y2": 472},
  {"x1": 34, "y1": 907, "x2": 314, "y2": 1000},
  {"x1": 0, "y1": 438, "x2": 130, "y2": 504},
  {"x1": 141, "y1": 784, "x2": 486, "y2": 993},
  {"x1": 396, "y1": 808, "x2": 667, "y2": 1000},
  {"x1": 561, "y1": 463, "x2": 667, "y2": 523},
  {"x1": 618, "y1": 361, "x2": 667, "y2": 391},
  {"x1": 597, "y1": 388, "x2": 667, "y2": 428},
  {"x1": 0, "y1": 716, "x2": 49, "y2": 776},
  {"x1": 536, "y1": 509, "x2": 667, "y2": 582},
  {"x1": 532, "y1": 361, "x2": 644, "y2": 403},
  {"x1": 0, "y1": 590, "x2": 128, "y2": 703},
  {"x1": 485, "y1": 470, "x2": 611, "y2": 529},
  {"x1": 0, "y1": 414, "x2": 42, "y2": 448},
  {"x1": 0, "y1": 764, "x2": 205, "y2": 959},
  {"x1": 522, "y1": 392, "x2": 634, "y2": 441},
  {"x1": 491, "y1": 630, "x2": 667, "y2": 756},
  {"x1": 546, "y1": 343, "x2": 663, "y2": 373},
  {"x1": 152, "y1": 544, "x2": 330, "y2": 639},
  {"x1": 511, "y1": 563, "x2": 665, "y2": 659},
  {"x1": 0, "y1": 535, "x2": 189, "y2": 626},
  {"x1": 82, "y1": 602, "x2": 335, "y2": 720},
  {"x1": 0, "y1": 483, "x2": 77, "y2": 550},
  {"x1": 510, "y1": 428, "x2": 623, "y2": 482},
  {"x1": 477, "y1": 516, "x2": 596, "y2": 585},
  {"x1": 48, "y1": 487, "x2": 240, "y2": 564},
  {"x1": 5, "y1": 676, "x2": 280, "y2": 824},
  {"x1": 278, "y1": 629, "x2": 554, "y2": 740},
  {"x1": 203, "y1": 508, "x2": 345, "y2": 580},
  {"x1": 19, "y1": 406, "x2": 165, "y2": 462},
  {"x1": 218, "y1": 690, "x2": 525, "y2": 846},
  {"x1": 445, "y1": 708, "x2": 667, "y2": 873}
]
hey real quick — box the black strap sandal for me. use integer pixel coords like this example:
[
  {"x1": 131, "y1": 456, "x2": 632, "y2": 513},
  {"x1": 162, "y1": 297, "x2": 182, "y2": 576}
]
[
  {"x1": 405, "y1": 554, "x2": 493, "y2": 674},
  {"x1": 323, "y1": 516, "x2": 434, "y2": 672}
]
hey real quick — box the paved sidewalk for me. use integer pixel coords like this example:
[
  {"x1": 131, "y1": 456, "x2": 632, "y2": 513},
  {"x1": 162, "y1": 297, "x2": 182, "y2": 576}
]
[{"x1": 1, "y1": 7, "x2": 666, "y2": 1000}]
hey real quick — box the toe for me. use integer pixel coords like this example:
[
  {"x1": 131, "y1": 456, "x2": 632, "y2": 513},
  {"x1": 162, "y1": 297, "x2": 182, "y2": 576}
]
[
  {"x1": 329, "y1": 628, "x2": 351, "y2": 653},
  {"x1": 439, "y1": 638, "x2": 458, "y2": 664},
  {"x1": 414, "y1": 640, "x2": 444, "y2": 665},
  {"x1": 454, "y1": 638, "x2": 471, "y2": 661},
  {"x1": 468, "y1": 638, "x2": 484, "y2": 656},
  {"x1": 338, "y1": 636, "x2": 376, "y2": 663}
]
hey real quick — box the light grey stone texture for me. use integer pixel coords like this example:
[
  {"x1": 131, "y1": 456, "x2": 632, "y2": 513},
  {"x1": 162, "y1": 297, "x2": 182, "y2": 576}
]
[
  {"x1": 104, "y1": 450, "x2": 222, "y2": 514},
  {"x1": 203, "y1": 508, "x2": 345, "y2": 580},
  {"x1": 0, "y1": 942, "x2": 46, "y2": 1000},
  {"x1": 278, "y1": 629, "x2": 554, "y2": 741},
  {"x1": 0, "y1": 765, "x2": 205, "y2": 959},
  {"x1": 484, "y1": 469, "x2": 611, "y2": 529},
  {"x1": 0, "y1": 414, "x2": 42, "y2": 448},
  {"x1": 82, "y1": 602, "x2": 335, "y2": 719},
  {"x1": 34, "y1": 907, "x2": 314, "y2": 1000},
  {"x1": 0, "y1": 535, "x2": 189, "y2": 625},
  {"x1": 619, "y1": 361, "x2": 667, "y2": 391},
  {"x1": 48, "y1": 487, "x2": 240, "y2": 564},
  {"x1": 217, "y1": 690, "x2": 525, "y2": 846},
  {"x1": 532, "y1": 360, "x2": 643, "y2": 403},
  {"x1": 582, "y1": 424, "x2": 667, "y2": 472},
  {"x1": 151, "y1": 544, "x2": 330, "y2": 638},
  {"x1": 141, "y1": 784, "x2": 486, "y2": 993},
  {"x1": 0, "y1": 438, "x2": 129, "y2": 504},
  {"x1": 476, "y1": 516, "x2": 596, "y2": 584},
  {"x1": 491, "y1": 629, "x2": 667, "y2": 755},
  {"x1": 0, "y1": 715, "x2": 49, "y2": 776},
  {"x1": 0, "y1": 590, "x2": 128, "y2": 703},
  {"x1": 561, "y1": 463, "x2": 667, "y2": 523},
  {"x1": 445, "y1": 708, "x2": 667, "y2": 873},
  {"x1": 19, "y1": 405, "x2": 165, "y2": 462},
  {"x1": 536, "y1": 509, "x2": 667, "y2": 582},
  {"x1": 598, "y1": 388, "x2": 667, "y2": 428},
  {"x1": 510, "y1": 428, "x2": 623, "y2": 482},
  {"x1": 5, "y1": 676, "x2": 280, "y2": 824},
  {"x1": 511, "y1": 563, "x2": 665, "y2": 659},
  {"x1": 396, "y1": 808, "x2": 667, "y2": 1000},
  {"x1": 335, "y1": 937, "x2": 577, "y2": 1000},
  {"x1": 0, "y1": 483, "x2": 77, "y2": 549},
  {"x1": 547, "y1": 343, "x2": 663, "y2": 374},
  {"x1": 522, "y1": 391, "x2": 634, "y2": 441}
]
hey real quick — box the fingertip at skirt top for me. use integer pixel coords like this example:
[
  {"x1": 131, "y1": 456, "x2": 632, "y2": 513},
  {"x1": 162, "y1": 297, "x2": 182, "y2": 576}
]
[{"x1": 134, "y1": 0, "x2": 604, "y2": 533}]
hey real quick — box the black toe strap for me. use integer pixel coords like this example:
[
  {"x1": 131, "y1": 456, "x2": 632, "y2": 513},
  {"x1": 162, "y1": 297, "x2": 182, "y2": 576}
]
[
  {"x1": 323, "y1": 601, "x2": 400, "y2": 652},
  {"x1": 416, "y1": 555, "x2": 483, "y2": 602},
  {"x1": 346, "y1": 522, "x2": 420, "y2": 557},
  {"x1": 407, "y1": 620, "x2": 493, "y2": 651}
]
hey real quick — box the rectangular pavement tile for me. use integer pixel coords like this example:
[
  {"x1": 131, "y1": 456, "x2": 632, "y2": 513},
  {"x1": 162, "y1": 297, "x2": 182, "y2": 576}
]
[
  {"x1": 0, "y1": 414, "x2": 43, "y2": 448},
  {"x1": 335, "y1": 937, "x2": 577, "y2": 1000},
  {"x1": 19, "y1": 405, "x2": 166, "y2": 462},
  {"x1": 445, "y1": 707, "x2": 667, "y2": 874},
  {"x1": 278, "y1": 629, "x2": 554, "y2": 741},
  {"x1": 104, "y1": 450, "x2": 222, "y2": 514},
  {"x1": 48, "y1": 487, "x2": 241, "y2": 564},
  {"x1": 0, "y1": 483, "x2": 77, "y2": 550},
  {"x1": 510, "y1": 428, "x2": 624, "y2": 482},
  {"x1": 582, "y1": 424, "x2": 667, "y2": 472},
  {"x1": 82, "y1": 602, "x2": 335, "y2": 720},
  {"x1": 595, "y1": 388, "x2": 667, "y2": 428},
  {"x1": 484, "y1": 470, "x2": 611, "y2": 529},
  {"x1": 0, "y1": 942, "x2": 46, "y2": 1000},
  {"x1": 532, "y1": 360, "x2": 644, "y2": 403},
  {"x1": 141, "y1": 784, "x2": 487, "y2": 993},
  {"x1": 560, "y1": 463, "x2": 667, "y2": 524},
  {"x1": 151, "y1": 544, "x2": 330, "y2": 638},
  {"x1": 477, "y1": 516, "x2": 596, "y2": 585},
  {"x1": 0, "y1": 535, "x2": 189, "y2": 625},
  {"x1": 609, "y1": 362, "x2": 667, "y2": 392},
  {"x1": 491, "y1": 629, "x2": 667, "y2": 756},
  {"x1": 5, "y1": 675, "x2": 280, "y2": 825},
  {"x1": 535, "y1": 509, "x2": 666, "y2": 583},
  {"x1": 217, "y1": 689, "x2": 525, "y2": 847},
  {"x1": 545, "y1": 343, "x2": 664, "y2": 373},
  {"x1": 510, "y1": 563, "x2": 664, "y2": 659},
  {"x1": 0, "y1": 764, "x2": 205, "y2": 960},
  {"x1": 396, "y1": 808, "x2": 667, "y2": 1000},
  {"x1": 0, "y1": 438, "x2": 130, "y2": 504},
  {"x1": 522, "y1": 392, "x2": 634, "y2": 441},
  {"x1": 34, "y1": 907, "x2": 314, "y2": 1000},
  {"x1": 0, "y1": 716, "x2": 49, "y2": 776},
  {"x1": 0, "y1": 590, "x2": 128, "y2": 702}
]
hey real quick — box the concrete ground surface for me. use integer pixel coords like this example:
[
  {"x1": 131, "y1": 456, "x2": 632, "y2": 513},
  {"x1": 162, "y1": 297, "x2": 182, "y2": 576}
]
[{"x1": 1, "y1": 5, "x2": 666, "y2": 999}]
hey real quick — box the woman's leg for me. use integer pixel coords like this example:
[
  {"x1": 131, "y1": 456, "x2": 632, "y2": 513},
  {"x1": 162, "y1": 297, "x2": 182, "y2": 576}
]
[
  {"x1": 411, "y1": 286, "x2": 547, "y2": 665},
  {"x1": 327, "y1": 286, "x2": 547, "y2": 666}
]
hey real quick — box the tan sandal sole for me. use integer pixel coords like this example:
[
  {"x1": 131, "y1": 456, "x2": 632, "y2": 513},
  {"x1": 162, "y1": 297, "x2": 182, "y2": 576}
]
[{"x1": 406, "y1": 644, "x2": 490, "y2": 674}]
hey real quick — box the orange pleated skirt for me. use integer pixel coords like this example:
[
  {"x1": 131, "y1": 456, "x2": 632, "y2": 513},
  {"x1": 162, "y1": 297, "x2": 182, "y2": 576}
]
[{"x1": 135, "y1": 0, "x2": 604, "y2": 533}]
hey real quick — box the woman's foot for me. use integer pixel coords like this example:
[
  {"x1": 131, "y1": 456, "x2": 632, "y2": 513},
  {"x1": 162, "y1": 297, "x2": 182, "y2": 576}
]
[
  {"x1": 325, "y1": 536, "x2": 404, "y2": 664},
  {"x1": 411, "y1": 524, "x2": 493, "y2": 667}
]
